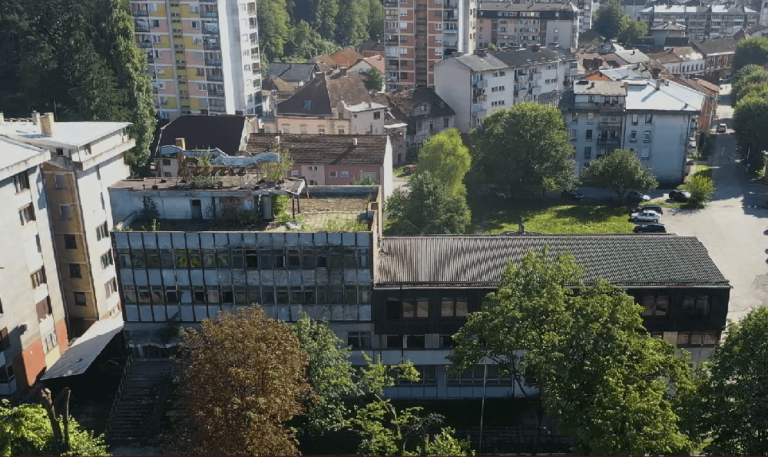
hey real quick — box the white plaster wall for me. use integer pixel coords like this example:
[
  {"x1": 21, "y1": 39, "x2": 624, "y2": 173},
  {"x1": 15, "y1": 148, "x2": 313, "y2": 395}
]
[{"x1": 434, "y1": 59, "x2": 472, "y2": 133}]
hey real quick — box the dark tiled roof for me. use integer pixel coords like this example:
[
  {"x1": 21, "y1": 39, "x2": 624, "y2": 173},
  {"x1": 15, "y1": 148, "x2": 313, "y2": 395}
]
[
  {"x1": 579, "y1": 30, "x2": 605, "y2": 46},
  {"x1": 157, "y1": 115, "x2": 246, "y2": 155},
  {"x1": 376, "y1": 235, "x2": 729, "y2": 287},
  {"x1": 246, "y1": 134, "x2": 387, "y2": 165},
  {"x1": 267, "y1": 62, "x2": 318, "y2": 83},
  {"x1": 359, "y1": 41, "x2": 386, "y2": 52},
  {"x1": 262, "y1": 75, "x2": 294, "y2": 93},
  {"x1": 692, "y1": 38, "x2": 737, "y2": 56},
  {"x1": 493, "y1": 46, "x2": 576, "y2": 67},
  {"x1": 277, "y1": 71, "x2": 373, "y2": 117},
  {"x1": 383, "y1": 88, "x2": 456, "y2": 121}
]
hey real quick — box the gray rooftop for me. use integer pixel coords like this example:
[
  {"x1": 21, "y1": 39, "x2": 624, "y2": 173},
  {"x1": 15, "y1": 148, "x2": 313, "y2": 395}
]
[
  {"x1": 376, "y1": 235, "x2": 729, "y2": 287},
  {"x1": 0, "y1": 136, "x2": 49, "y2": 181},
  {"x1": 451, "y1": 53, "x2": 509, "y2": 72},
  {"x1": 573, "y1": 80, "x2": 627, "y2": 96},
  {"x1": 477, "y1": 1, "x2": 577, "y2": 12},
  {"x1": 267, "y1": 62, "x2": 318, "y2": 83},
  {"x1": 493, "y1": 46, "x2": 576, "y2": 68}
]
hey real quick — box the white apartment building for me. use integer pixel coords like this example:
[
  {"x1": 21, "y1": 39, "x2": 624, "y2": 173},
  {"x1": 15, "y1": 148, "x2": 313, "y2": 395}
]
[
  {"x1": 639, "y1": 4, "x2": 758, "y2": 40},
  {"x1": 131, "y1": 0, "x2": 263, "y2": 121},
  {"x1": 434, "y1": 46, "x2": 576, "y2": 133},
  {"x1": 475, "y1": 1, "x2": 579, "y2": 50},
  {"x1": 561, "y1": 79, "x2": 704, "y2": 183},
  {"x1": 0, "y1": 125, "x2": 67, "y2": 397},
  {"x1": 647, "y1": 47, "x2": 706, "y2": 76},
  {"x1": 0, "y1": 114, "x2": 135, "y2": 336}
]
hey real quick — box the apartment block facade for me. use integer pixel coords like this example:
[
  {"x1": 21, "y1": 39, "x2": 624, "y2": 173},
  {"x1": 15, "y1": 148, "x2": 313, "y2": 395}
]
[
  {"x1": 639, "y1": 5, "x2": 758, "y2": 40},
  {"x1": 1, "y1": 114, "x2": 135, "y2": 336},
  {"x1": 131, "y1": 0, "x2": 263, "y2": 121},
  {"x1": 435, "y1": 47, "x2": 576, "y2": 133},
  {"x1": 475, "y1": 2, "x2": 579, "y2": 50},
  {"x1": 384, "y1": 0, "x2": 477, "y2": 91},
  {"x1": 561, "y1": 79, "x2": 703, "y2": 183},
  {"x1": 0, "y1": 131, "x2": 68, "y2": 397}
]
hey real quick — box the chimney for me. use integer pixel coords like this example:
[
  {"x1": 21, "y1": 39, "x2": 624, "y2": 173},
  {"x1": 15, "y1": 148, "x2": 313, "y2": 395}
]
[
  {"x1": 368, "y1": 101, "x2": 372, "y2": 108},
  {"x1": 589, "y1": 81, "x2": 595, "y2": 88},
  {"x1": 175, "y1": 137, "x2": 186, "y2": 150},
  {"x1": 353, "y1": 138, "x2": 358, "y2": 146},
  {"x1": 0, "y1": 112, "x2": 3, "y2": 123},
  {"x1": 31, "y1": 111, "x2": 40, "y2": 125},
  {"x1": 340, "y1": 67, "x2": 347, "y2": 77},
  {"x1": 40, "y1": 112, "x2": 55, "y2": 136},
  {"x1": 656, "y1": 79, "x2": 662, "y2": 90},
  {"x1": 275, "y1": 135, "x2": 281, "y2": 145}
]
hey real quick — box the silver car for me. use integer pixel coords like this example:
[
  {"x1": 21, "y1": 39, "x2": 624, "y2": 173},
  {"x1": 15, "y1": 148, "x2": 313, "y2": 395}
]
[{"x1": 631, "y1": 210, "x2": 661, "y2": 222}]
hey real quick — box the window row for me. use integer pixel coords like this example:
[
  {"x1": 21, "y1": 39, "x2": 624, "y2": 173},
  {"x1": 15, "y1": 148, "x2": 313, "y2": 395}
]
[
  {"x1": 123, "y1": 284, "x2": 371, "y2": 306},
  {"x1": 117, "y1": 247, "x2": 370, "y2": 270},
  {"x1": 386, "y1": 295, "x2": 470, "y2": 319},
  {"x1": 638, "y1": 294, "x2": 711, "y2": 318}
]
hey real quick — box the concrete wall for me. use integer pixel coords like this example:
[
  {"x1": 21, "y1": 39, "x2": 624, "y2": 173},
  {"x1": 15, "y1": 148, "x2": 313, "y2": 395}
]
[
  {"x1": 0, "y1": 165, "x2": 67, "y2": 395},
  {"x1": 435, "y1": 59, "x2": 473, "y2": 133},
  {"x1": 622, "y1": 112, "x2": 690, "y2": 184},
  {"x1": 349, "y1": 108, "x2": 386, "y2": 135}
]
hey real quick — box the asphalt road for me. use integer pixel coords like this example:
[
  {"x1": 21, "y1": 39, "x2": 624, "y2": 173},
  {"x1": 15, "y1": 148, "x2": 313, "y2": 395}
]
[{"x1": 662, "y1": 84, "x2": 768, "y2": 322}]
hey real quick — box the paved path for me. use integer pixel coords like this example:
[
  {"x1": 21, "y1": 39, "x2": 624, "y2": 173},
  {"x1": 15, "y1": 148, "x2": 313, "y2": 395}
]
[{"x1": 662, "y1": 84, "x2": 768, "y2": 322}]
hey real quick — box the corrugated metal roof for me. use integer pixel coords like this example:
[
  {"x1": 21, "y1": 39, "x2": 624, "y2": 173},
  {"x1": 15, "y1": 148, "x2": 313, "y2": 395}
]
[
  {"x1": 453, "y1": 54, "x2": 509, "y2": 72},
  {"x1": 376, "y1": 235, "x2": 729, "y2": 287},
  {"x1": 41, "y1": 317, "x2": 124, "y2": 380}
]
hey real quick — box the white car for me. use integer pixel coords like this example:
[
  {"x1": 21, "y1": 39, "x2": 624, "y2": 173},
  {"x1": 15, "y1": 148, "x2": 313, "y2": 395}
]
[
  {"x1": 631, "y1": 211, "x2": 661, "y2": 223},
  {"x1": 717, "y1": 123, "x2": 727, "y2": 133}
]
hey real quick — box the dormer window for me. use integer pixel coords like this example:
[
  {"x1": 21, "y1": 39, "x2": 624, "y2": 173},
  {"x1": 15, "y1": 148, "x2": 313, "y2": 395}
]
[{"x1": 304, "y1": 100, "x2": 312, "y2": 110}]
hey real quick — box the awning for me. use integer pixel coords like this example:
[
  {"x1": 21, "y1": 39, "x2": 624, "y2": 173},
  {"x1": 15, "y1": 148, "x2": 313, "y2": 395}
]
[{"x1": 41, "y1": 317, "x2": 124, "y2": 380}]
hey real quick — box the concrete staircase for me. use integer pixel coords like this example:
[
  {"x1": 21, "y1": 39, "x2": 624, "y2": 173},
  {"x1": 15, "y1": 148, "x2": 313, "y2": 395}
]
[{"x1": 106, "y1": 360, "x2": 170, "y2": 445}]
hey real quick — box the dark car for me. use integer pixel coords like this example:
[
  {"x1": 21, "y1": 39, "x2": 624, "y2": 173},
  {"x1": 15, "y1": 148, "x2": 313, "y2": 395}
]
[
  {"x1": 561, "y1": 189, "x2": 584, "y2": 201},
  {"x1": 626, "y1": 190, "x2": 651, "y2": 202},
  {"x1": 633, "y1": 223, "x2": 666, "y2": 233},
  {"x1": 669, "y1": 190, "x2": 691, "y2": 202},
  {"x1": 630, "y1": 205, "x2": 664, "y2": 215}
]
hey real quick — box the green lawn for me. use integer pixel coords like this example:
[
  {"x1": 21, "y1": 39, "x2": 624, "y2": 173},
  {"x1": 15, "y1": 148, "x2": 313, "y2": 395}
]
[
  {"x1": 472, "y1": 198, "x2": 635, "y2": 234},
  {"x1": 692, "y1": 164, "x2": 712, "y2": 179}
]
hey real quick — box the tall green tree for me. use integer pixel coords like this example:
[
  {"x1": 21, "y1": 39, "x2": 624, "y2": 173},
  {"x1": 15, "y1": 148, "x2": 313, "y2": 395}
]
[
  {"x1": 693, "y1": 308, "x2": 768, "y2": 455},
  {"x1": 469, "y1": 102, "x2": 577, "y2": 197},
  {"x1": 450, "y1": 249, "x2": 698, "y2": 456},
  {"x1": 416, "y1": 129, "x2": 471, "y2": 197},
  {"x1": 732, "y1": 64, "x2": 768, "y2": 105},
  {"x1": 580, "y1": 149, "x2": 658, "y2": 203},
  {"x1": 617, "y1": 16, "x2": 648, "y2": 45},
  {"x1": 734, "y1": 37, "x2": 768, "y2": 72},
  {"x1": 0, "y1": 400, "x2": 109, "y2": 456},
  {"x1": 0, "y1": 0, "x2": 156, "y2": 173},
  {"x1": 352, "y1": 357, "x2": 473, "y2": 456},
  {"x1": 258, "y1": 0, "x2": 292, "y2": 61},
  {"x1": 367, "y1": 0, "x2": 385, "y2": 41},
  {"x1": 336, "y1": 0, "x2": 370, "y2": 46},
  {"x1": 733, "y1": 88, "x2": 768, "y2": 172},
  {"x1": 293, "y1": 312, "x2": 360, "y2": 436},
  {"x1": 593, "y1": 2, "x2": 624, "y2": 39},
  {"x1": 285, "y1": 20, "x2": 339, "y2": 61},
  {"x1": 385, "y1": 171, "x2": 471, "y2": 234},
  {"x1": 368, "y1": 67, "x2": 385, "y2": 91},
  {"x1": 683, "y1": 174, "x2": 716, "y2": 207}
]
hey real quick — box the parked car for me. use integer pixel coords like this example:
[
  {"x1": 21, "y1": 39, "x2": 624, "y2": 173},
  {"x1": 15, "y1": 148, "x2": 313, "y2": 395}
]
[
  {"x1": 627, "y1": 190, "x2": 651, "y2": 202},
  {"x1": 630, "y1": 205, "x2": 664, "y2": 215},
  {"x1": 561, "y1": 189, "x2": 584, "y2": 201},
  {"x1": 630, "y1": 211, "x2": 661, "y2": 222},
  {"x1": 669, "y1": 190, "x2": 691, "y2": 202},
  {"x1": 633, "y1": 223, "x2": 666, "y2": 233},
  {"x1": 717, "y1": 123, "x2": 727, "y2": 133}
]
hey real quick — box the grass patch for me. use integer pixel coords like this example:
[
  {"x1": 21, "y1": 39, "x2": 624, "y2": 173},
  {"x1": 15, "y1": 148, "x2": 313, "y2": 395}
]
[
  {"x1": 393, "y1": 165, "x2": 415, "y2": 180},
  {"x1": 472, "y1": 197, "x2": 635, "y2": 234},
  {"x1": 693, "y1": 164, "x2": 712, "y2": 179}
]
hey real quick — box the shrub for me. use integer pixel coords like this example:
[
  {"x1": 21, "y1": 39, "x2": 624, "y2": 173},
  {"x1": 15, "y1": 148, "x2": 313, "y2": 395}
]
[{"x1": 684, "y1": 175, "x2": 716, "y2": 207}]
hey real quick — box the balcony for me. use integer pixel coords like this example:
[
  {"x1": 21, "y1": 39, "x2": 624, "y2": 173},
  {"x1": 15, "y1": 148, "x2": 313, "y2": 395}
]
[
  {"x1": 135, "y1": 24, "x2": 151, "y2": 32},
  {"x1": 146, "y1": 55, "x2": 155, "y2": 63},
  {"x1": 201, "y1": 11, "x2": 218, "y2": 18},
  {"x1": 597, "y1": 137, "x2": 621, "y2": 146},
  {"x1": 209, "y1": 104, "x2": 226, "y2": 112},
  {"x1": 473, "y1": 94, "x2": 487, "y2": 102},
  {"x1": 206, "y1": 74, "x2": 224, "y2": 81},
  {"x1": 444, "y1": 16, "x2": 458, "y2": 21},
  {"x1": 203, "y1": 42, "x2": 220, "y2": 50},
  {"x1": 472, "y1": 109, "x2": 487, "y2": 117},
  {"x1": 139, "y1": 41, "x2": 153, "y2": 49},
  {"x1": 599, "y1": 121, "x2": 622, "y2": 128},
  {"x1": 202, "y1": 27, "x2": 220, "y2": 35},
  {"x1": 199, "y1": 0, "x2": 216, "y2": 2},
  {"x1": 444, "y1": 29, "x2": 458, "y2": 34},
  {"x1": 132, "y1": 9, "x2": 149, "y2": 16},
  {"x1": 384, "y1": 0, "x2": 398, "y2": 6},
  {"x1": 205, "y1": 58, "x2": 222, "y2": 66},
  {"x1": 208, "y1": 90, "x2": 225, "y2": 97},
  {"x1": 471, "y1": 103, "x2": 484, "y2": 112},
  {"x1": 599, "y1": 103, "x2": 624, "y2": 112},
  {"x1": 385, "y1": 26, "x2": 399, "y2": 33},
  {"x1": 472, "y1": 79, "x2": 488, "y2": 88}
]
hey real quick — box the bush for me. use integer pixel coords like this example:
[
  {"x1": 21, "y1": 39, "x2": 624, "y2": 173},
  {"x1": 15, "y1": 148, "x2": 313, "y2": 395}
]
[
  {"x1": 272, "y1": 194, "x2": 291, "y2": 218},
  {"x1": 684, "y1": 175, "x2": 716, "y2": 207}
]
